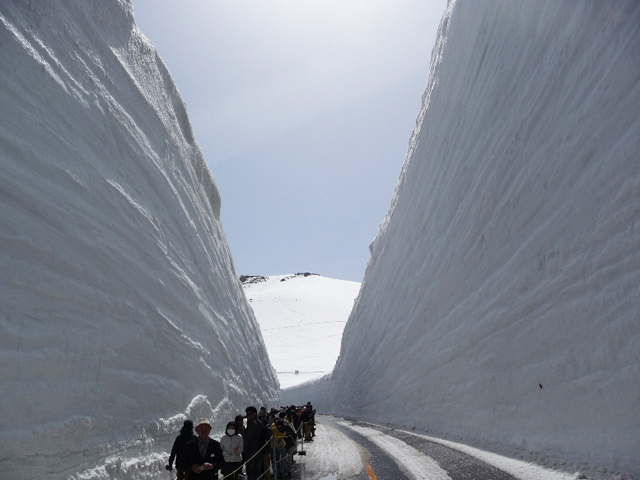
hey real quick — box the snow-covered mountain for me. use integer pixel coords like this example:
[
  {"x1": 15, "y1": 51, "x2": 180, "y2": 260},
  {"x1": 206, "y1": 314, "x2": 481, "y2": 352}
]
[
  {"x1": 0, "y1": 2, "x2": 277, "y2": 478},
  {"x1": 284, "y1": 1, "x2": 640, "y2": 478},
  {"x1": 240, "y1": 273, "x2": 360, "y2": 389}
]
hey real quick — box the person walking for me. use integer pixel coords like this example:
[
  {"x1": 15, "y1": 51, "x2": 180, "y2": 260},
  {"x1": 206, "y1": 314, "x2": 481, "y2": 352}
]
[
  {"x1": 271, "y1": 419, "x2": 287, "y2": 479},
  {"x1": 258, "y1": 410, "x2": 272, "y2": 480},
  {"x1": 234, "y1": 414, "x2": 245, "y2": 437},
  {"x1": 243, "y1": 406, "x2": 262, "y2": 480},
  {"x1": 220, "y1": 421, "x2": 243, "y2": 480},
  {"x1": 300, "y1": 406, "x2": 314, "y2": 442},
  {"x1": 167, "y1": 420, "x2": 197, "y2": 480},
  {"x1": 234, "y1": 413, "x2": 247, "y2": 475},
  {"x1": 185, "y1": 419, "x2": 225, "y2": 479},
  {"x1": 282, "y1": 420, "x2": 297, "y2": 477},
  {"x1": 287, "y1": 407, "x2": 301, "y2": 439}
]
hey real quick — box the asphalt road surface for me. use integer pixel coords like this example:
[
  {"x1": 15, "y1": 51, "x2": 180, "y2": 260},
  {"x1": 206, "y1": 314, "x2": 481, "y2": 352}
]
[{"x1": 287, "y1": 415, "x2": 519, "y2": 480}]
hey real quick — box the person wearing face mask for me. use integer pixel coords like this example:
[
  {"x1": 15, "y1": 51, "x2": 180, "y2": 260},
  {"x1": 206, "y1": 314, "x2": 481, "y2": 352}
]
[{"x1": 220, "y1": 421, "x2": 243, "y2": 480}]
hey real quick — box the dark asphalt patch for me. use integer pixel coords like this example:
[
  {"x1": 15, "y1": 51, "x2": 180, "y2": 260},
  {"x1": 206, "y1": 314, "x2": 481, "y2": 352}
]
[{"x1": 363, "y1": 424, "x2": 517, "y2": 480}]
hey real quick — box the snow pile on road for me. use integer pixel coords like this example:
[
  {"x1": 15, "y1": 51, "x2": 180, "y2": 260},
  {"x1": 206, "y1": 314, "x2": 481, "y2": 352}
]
[
  {"x1": 284, "y1": 1, "x2": 640, "y2": 478},
  {"x1": 0, "y1": 2, "x2": 277, "y2": 478},
  {"x1": 241, "y1": 273, "x2": 360, "y2": 389}
]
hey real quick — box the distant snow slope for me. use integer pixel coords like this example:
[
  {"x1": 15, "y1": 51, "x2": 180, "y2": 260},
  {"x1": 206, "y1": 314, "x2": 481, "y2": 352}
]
[
  {"x1": 284, "y1": 1, "x2": 640, "y2": 478},
  {"x1": 0, "y1": 1, "x2": 277, "y2": 478},
  {"x1": 241, "y1": 273, "x2": 360, "y2": 389}
]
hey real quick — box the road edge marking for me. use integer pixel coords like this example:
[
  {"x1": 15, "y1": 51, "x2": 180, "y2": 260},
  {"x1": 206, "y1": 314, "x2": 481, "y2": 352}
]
[{"x1": 366, "y1": 463, "x2": 378, "y2": 480}]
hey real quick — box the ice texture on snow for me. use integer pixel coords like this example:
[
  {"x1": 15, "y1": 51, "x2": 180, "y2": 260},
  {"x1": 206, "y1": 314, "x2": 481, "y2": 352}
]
[
  {"x1": 284, "y1": 1, "x2": 640, "y2": 477},
  {"x1": 0, "y1": 1, "x2": 277, "y2": 478}
]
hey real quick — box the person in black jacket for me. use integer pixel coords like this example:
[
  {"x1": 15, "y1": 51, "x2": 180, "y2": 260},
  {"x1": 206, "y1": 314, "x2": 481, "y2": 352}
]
[
  {"x1": 243, "y1": 406, "x2": 262, "y2": 480},
  {"x1": 167, "y1": 420, "x2": 197, "y2": 480},
  {"x1": 258, "y1": 410, "x2": 273, "y2": 480},
  {"x1": 287, "y1": 407, "x2": 302, "y2": 439},
  {"x1": 185, "y1": 418, "x2": 225, "y2": 479},
  {"x1": 300, "y1": 406, "x2": 315, "y2": 441}
]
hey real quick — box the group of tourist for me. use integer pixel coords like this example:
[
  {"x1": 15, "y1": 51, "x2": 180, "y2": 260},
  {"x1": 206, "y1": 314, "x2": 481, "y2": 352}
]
[{"x1": 166, "y1": 403, "x2": 316, "y2": 480}]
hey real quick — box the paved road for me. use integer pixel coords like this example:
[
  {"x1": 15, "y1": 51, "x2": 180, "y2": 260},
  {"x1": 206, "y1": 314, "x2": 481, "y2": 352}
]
[{"x1": 290, "y1": 416, "x2": 518, "y2": 480}]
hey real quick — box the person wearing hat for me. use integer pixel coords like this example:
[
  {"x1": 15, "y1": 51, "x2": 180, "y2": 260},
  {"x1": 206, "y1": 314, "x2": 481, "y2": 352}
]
[
  {"x1": 184, "y1": 418, "x2": 225, "y2": 479},
  {"x1": 167, "y1": 420, "x2": 197, "y2": 480}
]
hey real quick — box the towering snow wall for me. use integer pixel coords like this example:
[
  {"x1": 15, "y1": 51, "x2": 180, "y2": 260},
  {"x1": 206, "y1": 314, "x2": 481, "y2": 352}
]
[
  {"x1": 284, "y1": 1, "x2": 640, "y2": 477},
  {"x1": 0, "y1": 1, "x2": 278, "y2": 478}
]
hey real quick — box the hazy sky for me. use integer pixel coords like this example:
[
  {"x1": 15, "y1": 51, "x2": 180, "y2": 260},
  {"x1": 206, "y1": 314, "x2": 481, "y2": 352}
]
[{"x1": 132, "y1": 0, "x2": 447, "y2": 282}]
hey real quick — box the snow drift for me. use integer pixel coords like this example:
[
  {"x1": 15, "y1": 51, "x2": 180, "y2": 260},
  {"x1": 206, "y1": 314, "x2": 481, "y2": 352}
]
[
  {"x1": 284, "y1": 1, "x2": 640, "y2": 477},
  {"x1": 0, "y1": 1, "x2": 277, "y2": 478}
]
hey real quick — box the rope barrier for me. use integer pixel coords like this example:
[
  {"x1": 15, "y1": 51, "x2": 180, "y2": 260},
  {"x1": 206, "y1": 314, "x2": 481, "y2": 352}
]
[
  {"x1": 220, "y1": 436, "x2": 272, "y2": 479},
  {"x1": 194, "y1": 414, "x2": 316, "y2": 480}
]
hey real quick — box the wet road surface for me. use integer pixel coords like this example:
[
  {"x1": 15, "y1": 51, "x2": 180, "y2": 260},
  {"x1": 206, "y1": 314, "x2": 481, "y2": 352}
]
[{"x1": 288, "y1": 416, "x2": 518, "y2": 480}]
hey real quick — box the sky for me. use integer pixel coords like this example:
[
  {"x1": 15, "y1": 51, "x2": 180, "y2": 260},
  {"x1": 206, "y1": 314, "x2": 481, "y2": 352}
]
[{"x1": 131, "y1": 0, "x2": 447, "y2": 282}]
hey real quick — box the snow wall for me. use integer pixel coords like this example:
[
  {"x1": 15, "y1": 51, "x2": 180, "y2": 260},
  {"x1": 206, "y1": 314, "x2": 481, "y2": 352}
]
[
  {"x1": 284, "y1": 1, "x2": 640, "y2": 477},
  {"x1": 0, "y1": 1, "x2": 278, "y2": 478}
]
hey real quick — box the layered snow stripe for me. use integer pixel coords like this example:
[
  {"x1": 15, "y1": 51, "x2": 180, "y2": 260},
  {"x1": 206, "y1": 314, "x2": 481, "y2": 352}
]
[{"x1": 0, "y1": 1, "x2": 277, "y2": 478}]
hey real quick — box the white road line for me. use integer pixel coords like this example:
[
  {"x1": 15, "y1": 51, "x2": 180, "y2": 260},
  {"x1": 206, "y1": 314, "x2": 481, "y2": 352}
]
[
  {"x1": 398, "y1": 430, "x2": 576, "y2": 480},
  {"x1": 338, "y1": 422, "x2": 452, "y2": 480}
]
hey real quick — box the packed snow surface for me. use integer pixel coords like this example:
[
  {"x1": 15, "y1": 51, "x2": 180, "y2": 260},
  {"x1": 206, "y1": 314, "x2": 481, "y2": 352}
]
[
  {"x1": 285, "y1": 1, "x2": 640, "y2": 478},
  {"x1": 0, "y1": 1, "x2": 277, "y2": 478},
  {"x1": 302, "y1": 416, "x2": 577, "y2": 480},
  {"x1": 395, "y1": 428, "x2": 575, "y2": 480},
  {"x1": 241, "y1": 273, "x2": 360, "y2": 389},
  {"x1": 298, "y1": 418, "x2": 365, "y2": 480}
]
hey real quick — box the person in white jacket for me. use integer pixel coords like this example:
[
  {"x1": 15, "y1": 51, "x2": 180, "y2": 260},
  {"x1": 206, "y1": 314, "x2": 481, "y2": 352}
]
[{"x1": 220, "y1": 421, "x2": 244, "y2": 480}]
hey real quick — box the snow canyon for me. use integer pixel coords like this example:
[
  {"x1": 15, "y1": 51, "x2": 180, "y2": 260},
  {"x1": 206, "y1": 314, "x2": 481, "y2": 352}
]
[{"x1": 1, "y1": 1, "x2": 639, "y2": 479}]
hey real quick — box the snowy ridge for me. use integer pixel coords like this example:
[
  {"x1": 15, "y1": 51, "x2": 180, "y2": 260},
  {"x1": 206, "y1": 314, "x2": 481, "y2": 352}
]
[
  {"x1": 242, "y1": 273, "x2": 360, "y2": 389},
  {"x1": 284, "y1": 1, "x2": 640, "y2": 478},
  {"x1": 0, "y1": 2, "x2": 277, "y2": 478}
]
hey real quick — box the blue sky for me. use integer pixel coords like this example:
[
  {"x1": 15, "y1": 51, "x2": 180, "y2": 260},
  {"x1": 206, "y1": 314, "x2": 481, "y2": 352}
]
[{"x1": 132, "y1": 0, "x2": 446, "y2": 282}]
